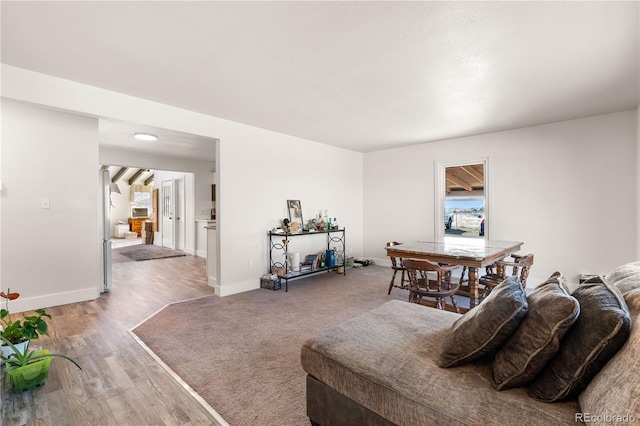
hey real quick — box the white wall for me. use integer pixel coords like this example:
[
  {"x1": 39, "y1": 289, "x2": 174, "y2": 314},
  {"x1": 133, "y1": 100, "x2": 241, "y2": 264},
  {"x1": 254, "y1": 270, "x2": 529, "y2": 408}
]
[
  {"x1": 364, "y1": 110, "x2": 639, "y2": 287},
  {"x1": 1, "y1": 99, "x2": 100, "y2": 312},
  {"x1": 196, "y1": 171, "x2": 215, "y2": 221},
  {"x1": 108, "y1": 178, "x2": 134, "y2": 237},
  {"x1": 218, "y1": 123, "x2": 363, "y2": 295},
  {"x1": 2, "y1": 65, "x2": 364, "y2": 300}
]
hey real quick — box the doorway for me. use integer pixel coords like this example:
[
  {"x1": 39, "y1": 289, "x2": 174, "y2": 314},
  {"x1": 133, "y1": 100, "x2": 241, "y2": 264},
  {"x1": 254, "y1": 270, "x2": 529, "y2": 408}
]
[
  {"x1": 175, "y1": 177, "x2": 185, "y2": 251},
  {"x1": 162, "y1": 179, "x2": 174, "y2": 249},
  {"x1": 102, "y1": 166, "x2": 192, "y2": 259},
  {"x1": 159, "y1": 177, "x2": 186, "y2": 250},
  {"x1": 97, "y1": 117, "x2": 217, "y2": 298}
]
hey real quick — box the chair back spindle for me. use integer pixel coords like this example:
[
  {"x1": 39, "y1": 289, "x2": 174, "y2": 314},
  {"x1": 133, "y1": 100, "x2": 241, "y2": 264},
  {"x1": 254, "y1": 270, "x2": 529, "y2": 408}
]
[{"x1": 402, "y1": 258, "x2": 460, "y2": 313}]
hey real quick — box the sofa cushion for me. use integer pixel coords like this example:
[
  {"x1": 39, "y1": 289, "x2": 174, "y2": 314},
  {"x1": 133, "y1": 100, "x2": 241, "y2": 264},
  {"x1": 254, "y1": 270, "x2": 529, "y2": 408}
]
[
  {"x1": 612, "y1": 274, "x2": 640, "y2": 296},
  {"x1": 301, "y1": 300, "x2": 580, "y2": 426},
  {"x1": 437, "y1": 276, "x2": 528, "y2": 368},
  {"x1": 579, "y1": 288, "x2": 640, "y2": 424},
  {"x1": 605, "y1": 261, "x2": 640, "y2": 286},
  {"x1": 492, "y1": 272, "x2": 579, "y2": 390},
  {"x1": 605, "y1": 261, "x2": 640, "y2": 296},
  {"x1": 528, "y1": 276, "x2": 631, "y2": 402}
]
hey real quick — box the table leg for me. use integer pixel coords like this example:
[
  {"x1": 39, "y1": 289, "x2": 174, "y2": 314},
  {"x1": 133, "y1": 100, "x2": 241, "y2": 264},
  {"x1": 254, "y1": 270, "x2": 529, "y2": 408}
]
[
  {"x1": 468, "y1": 267, "x2": 480, "y2": 308},
  {"x1": 496, "y1": 262, "x2": 505, "y2": 278}
]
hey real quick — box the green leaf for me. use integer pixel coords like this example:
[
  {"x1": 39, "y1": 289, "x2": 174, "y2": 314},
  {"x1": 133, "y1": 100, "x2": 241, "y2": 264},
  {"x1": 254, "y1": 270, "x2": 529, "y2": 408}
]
[
  {"x1": 36, "y1": 320, "x2": 49, "y2": 336},
  {"x1": 34, "y1": 309, "x2": 51, "y2": 319}
]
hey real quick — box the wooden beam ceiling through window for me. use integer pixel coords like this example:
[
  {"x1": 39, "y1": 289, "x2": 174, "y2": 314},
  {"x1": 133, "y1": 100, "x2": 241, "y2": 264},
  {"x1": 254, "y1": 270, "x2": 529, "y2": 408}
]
[
  {"x1": 112, "y1": 167, "x2": 128, "y2": 183},
  {"x1": 144, "y1": 174, "x2": 154, "y2": 186},
  {"x1": 128, "y1": 169, "x2": 144, "y2": 185},
  {"x1": 446, "y1": 175, "x2": 473, "y2": 192},
  {"x1": 460, "y1": 166, "x2": 483, "y2": 183}
]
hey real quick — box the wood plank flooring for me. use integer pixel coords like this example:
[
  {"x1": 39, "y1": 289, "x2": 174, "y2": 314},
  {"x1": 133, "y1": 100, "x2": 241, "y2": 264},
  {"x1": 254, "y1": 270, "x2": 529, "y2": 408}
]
[{"x1": 1, "y1": 253, "x2": 221, "y2": 426}]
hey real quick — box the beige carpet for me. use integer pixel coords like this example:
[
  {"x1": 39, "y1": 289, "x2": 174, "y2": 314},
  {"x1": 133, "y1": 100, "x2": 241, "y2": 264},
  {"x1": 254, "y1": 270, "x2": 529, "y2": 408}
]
[{"x1": 131, "y1": 265, "x2": 430, "y2": 426}]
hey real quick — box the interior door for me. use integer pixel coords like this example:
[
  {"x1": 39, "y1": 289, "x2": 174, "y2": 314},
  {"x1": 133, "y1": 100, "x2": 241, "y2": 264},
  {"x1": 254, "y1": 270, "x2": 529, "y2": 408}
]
[
  {"x1": 162, "y1": 179, "x2": 174, "y2": 248},
  {"x1": 175, "y1": 177, "x2": 185, "y2": 251}
]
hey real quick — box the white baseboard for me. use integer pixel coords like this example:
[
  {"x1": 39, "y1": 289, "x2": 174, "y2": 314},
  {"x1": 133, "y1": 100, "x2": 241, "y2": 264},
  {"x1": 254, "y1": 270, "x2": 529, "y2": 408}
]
[
  {"x1": 8, "y1": 287, "x2": 99, "y2": 314},
  {"x1": 196, "y1": 249, "x2": 207, "y2": 258},
  {"x1": 208, "y1": 275, "x2": 218, "y2": 292},
  {"x1": 217, "y1": 279, "x2": 260, "y2": 297}
]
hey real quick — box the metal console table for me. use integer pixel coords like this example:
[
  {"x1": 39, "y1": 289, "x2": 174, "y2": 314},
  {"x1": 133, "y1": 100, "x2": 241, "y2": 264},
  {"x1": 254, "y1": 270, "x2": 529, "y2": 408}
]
[{"x1": 268, "y1": 228, "x2": 346, "y2": 291}]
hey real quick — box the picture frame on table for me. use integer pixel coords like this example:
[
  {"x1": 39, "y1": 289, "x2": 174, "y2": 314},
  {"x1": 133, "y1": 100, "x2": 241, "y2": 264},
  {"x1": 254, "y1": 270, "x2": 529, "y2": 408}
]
[{"x1": 287, "y1": 200, "x2": 304, "y2": 232}]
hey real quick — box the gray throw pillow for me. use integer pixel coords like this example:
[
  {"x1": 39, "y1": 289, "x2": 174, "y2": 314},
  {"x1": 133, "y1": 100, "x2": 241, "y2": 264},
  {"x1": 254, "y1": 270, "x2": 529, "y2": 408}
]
[
  {"x1": 528, "y1": 276, "x2": 631, "y2": 402},
  {"x1": 492, "y1": 272, "x2": 579, "y2": 390},
  {"x1": 438, "y1": 276, "x2": 528, "y2": 368}
]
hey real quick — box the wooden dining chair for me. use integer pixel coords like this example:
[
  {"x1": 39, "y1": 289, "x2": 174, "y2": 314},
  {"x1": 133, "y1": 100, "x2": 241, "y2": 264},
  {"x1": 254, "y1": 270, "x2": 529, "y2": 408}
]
[
  {"x1": 402, "y1": 258, "x2": 460, "y2": 313},
  {"x1": 387, "y1": 242, "x2": 408, "y2": 294},
  {"x1": 479, "y1": 253, "x2": 534, "y2": 300}
]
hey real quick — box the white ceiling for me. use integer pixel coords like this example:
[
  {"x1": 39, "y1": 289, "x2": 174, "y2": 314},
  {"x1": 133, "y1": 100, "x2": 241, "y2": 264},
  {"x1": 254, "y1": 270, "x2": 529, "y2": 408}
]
[
  {"x1": 2, "y1": 1, "x2": 638, "y2": 153},
  {"x1": 99, "y1": 118, "x2": 216, "y2": 162}
]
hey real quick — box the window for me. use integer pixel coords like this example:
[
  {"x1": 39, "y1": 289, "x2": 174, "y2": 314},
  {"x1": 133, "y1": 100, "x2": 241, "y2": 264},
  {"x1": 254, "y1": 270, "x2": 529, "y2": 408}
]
[
  {"x1": 133, "y1": 190, "x2": 151, "y2": 207},
  {"x1": 435, "y1": 158, "x2": 488, "y2": 239},
  {"x1": 130, "y1": 184, "x2": 153, "y2": 214}
]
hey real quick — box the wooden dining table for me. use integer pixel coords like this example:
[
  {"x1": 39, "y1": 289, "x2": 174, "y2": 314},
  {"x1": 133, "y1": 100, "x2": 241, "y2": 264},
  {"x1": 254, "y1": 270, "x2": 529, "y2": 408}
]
[{"x1": 385, "y1": 238, "x2": 523, "y2": 309}]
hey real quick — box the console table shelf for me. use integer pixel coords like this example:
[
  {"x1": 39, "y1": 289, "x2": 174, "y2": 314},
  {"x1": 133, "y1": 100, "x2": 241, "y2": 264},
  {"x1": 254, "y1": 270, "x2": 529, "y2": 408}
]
[{"x1": 268, "y1": 229, "x2": 346, "y2": 291}]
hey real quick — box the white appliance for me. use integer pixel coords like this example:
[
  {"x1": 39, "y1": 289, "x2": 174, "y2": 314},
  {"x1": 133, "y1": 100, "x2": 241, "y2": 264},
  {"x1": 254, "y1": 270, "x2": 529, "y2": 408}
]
[{"x1": 101, "y1": 168, "x2": 112, "y2": 292}]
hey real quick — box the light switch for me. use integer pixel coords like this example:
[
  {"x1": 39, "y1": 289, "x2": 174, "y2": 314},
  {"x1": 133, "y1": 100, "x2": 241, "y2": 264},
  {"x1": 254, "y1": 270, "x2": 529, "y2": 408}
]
[{"x1": 41, "y1": 198, "x2": 50, "y2": 209}]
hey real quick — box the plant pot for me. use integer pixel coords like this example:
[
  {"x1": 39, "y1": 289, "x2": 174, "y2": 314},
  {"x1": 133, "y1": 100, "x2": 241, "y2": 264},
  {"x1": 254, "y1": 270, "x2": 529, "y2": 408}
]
[
  {"x1": 1, "y1": 340, "x2": 29, "y2": 362},
  {"x1": 7, "y1": 349, "x2": 51, "y2": 393}
]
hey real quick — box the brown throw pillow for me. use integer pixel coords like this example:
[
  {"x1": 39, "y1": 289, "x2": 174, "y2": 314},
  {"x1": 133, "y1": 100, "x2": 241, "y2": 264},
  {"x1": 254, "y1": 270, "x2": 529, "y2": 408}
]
[
  {"x1": 492, "y1": 272, "x2": 579, "y2": 390},
  {"x1": 438, "y1": 276, "x2": 528, "y2": 368},
  {"x1": 528, "y1": 276, "x2": 631, "y2": 402}
]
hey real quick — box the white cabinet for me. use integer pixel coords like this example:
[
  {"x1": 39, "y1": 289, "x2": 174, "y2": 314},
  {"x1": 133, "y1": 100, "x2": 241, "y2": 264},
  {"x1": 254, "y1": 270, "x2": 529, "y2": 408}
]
[
  {"x1": 195, "y1": 219, "x2": 217, "y2": 291},
  {"x1": 206, "y1": 224, "x2": 217, "y2": 289},
  {"x1": 196, "y1": 222, "x2": 207, "y2": 257},
  {"x1": 195, "y1": 220, "x2": 215, "y2": 257},
  {"x1": 115, "y1": 224, "x2": 129, "y2": 238}
]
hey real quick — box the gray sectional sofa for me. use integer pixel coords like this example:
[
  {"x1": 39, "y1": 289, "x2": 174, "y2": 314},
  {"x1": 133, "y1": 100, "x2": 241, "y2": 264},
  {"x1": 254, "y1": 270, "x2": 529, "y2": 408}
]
[{"x1": 301, "y1": 262, "x2": 640, "y2": 425}]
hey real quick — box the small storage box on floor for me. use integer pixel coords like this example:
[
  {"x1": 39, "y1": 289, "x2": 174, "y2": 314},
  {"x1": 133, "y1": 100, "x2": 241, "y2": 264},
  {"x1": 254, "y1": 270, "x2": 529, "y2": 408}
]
[{"x1": 260, "y1": 277, "x2": 281, "y2": 291}]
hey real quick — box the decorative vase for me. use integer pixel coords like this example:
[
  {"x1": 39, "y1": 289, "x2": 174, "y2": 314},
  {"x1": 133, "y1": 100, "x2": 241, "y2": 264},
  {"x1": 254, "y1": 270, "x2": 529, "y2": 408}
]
[
  {"x1": 1, "y1": 340, "x2": 29, "y2": 362},
  {"x1": 7, "y1": 349, "x2": 52, "y2": 393}
]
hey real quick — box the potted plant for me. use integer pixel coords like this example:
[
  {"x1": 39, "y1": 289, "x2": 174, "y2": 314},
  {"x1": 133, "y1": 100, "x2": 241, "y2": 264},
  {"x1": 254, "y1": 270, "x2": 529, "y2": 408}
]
[
  {"x1": 0, "y1": 289, "x2": 51, "y2": 359},
  {"x1": 0, "y1": 337, "x2": 81, "y2": 393}
]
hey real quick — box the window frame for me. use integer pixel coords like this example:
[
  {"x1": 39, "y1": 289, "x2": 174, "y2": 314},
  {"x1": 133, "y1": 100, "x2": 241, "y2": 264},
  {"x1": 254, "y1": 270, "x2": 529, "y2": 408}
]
[{"x1": 434, "y1": 156, "x2": 490, "y2": 240}]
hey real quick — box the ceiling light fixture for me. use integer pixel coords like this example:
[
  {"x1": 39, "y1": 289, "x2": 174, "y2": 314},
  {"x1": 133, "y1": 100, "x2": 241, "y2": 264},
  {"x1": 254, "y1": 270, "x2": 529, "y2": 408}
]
[{"x1": 134, "y1": 133, "x2": 157, "y2": 141}]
